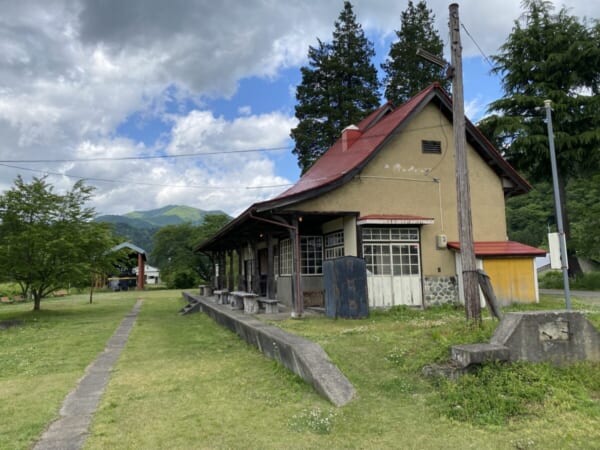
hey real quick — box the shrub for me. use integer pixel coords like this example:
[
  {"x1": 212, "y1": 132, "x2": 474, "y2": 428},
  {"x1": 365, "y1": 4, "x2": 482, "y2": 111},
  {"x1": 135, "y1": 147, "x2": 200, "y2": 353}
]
[
  {"x1": 572, "y1": 272, "x2": 600, "y2": 290},
  {"x1": 165, "y1": 268, "x2": 199, "y2": 289},
  {"x1": 538, "y1": 271, "x2": 563, "y2": 289}
]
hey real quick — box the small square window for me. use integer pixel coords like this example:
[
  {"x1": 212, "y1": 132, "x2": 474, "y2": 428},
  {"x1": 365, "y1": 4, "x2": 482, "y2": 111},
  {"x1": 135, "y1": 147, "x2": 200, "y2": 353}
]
[{"x1": 422, "y1": 140, "x2": 442, "y2": 154}]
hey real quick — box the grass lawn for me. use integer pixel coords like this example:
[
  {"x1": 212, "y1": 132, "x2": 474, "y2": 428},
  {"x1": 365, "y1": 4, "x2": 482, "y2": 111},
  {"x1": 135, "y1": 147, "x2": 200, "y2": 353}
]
[
  {"x1": 0, "y1": 292, "x2": 138, "y2": 450},
  {"x1": 2, "y1": 291, "x2": 599, "y2": 449}
]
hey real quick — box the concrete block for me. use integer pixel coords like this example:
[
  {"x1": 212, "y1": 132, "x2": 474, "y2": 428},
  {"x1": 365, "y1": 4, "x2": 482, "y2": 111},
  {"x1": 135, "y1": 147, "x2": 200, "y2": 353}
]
[
  {"x1": 451, "y1": 343, "x2": 510, "y2": 368},
  {"x1": 243, "y1": 297, "x2": 259, "y2": 314},
  {"x1": 491, "y1": 310, "x2": 600, "y2": 364}
]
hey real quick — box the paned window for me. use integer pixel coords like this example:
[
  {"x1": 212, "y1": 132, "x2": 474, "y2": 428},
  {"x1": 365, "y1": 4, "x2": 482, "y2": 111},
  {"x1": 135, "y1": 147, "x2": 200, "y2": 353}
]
[
  {"x1": 279, "y1": 236, "x2": 324, "y2": 275},
  {"x1": 391, "y1": 244, "x2": 420, "y2": 275},
  {"x1": 324, "y1": 231, "x2": 344, "y2": 260},
  {"x1": 279, "y1": 239, "x2": 292, "y2": 275},
  {"x1": 362, "y1": 227, "x2": 420, "y2": 276},
  {"x1": 362, "y1": 227, "x2": 419, "y2": 242},
  {"x1": 301, "y1": 236, "x2": 323, "y2": 275}
]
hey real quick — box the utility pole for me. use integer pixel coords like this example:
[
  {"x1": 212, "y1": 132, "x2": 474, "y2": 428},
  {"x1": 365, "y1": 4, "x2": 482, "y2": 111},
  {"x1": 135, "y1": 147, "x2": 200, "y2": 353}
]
[
  {"x1": 544, "y1": 100, "x2": 571, "y2": 310},
  {"x1": 449, "y1": 3, "x2": 481, "y2": 322}
]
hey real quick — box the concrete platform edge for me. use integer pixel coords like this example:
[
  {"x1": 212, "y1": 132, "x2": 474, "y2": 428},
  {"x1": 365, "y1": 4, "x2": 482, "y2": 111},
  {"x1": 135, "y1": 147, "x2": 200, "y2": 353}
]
[{"x1": 181, "y1": 291, "x2": 355, "y2": 407}]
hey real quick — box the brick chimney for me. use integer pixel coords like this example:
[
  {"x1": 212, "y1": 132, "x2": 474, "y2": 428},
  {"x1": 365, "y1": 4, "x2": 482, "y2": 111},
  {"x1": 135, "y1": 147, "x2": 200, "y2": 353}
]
[{"x1": 341, "y1": 125, "x2": 361, "y2": 151}]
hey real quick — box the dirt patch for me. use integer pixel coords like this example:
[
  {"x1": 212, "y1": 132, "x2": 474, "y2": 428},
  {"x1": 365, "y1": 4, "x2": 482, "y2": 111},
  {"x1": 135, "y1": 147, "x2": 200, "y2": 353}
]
[{"x1": 0, "y1": 320, "x2": 23, "y2": 330}]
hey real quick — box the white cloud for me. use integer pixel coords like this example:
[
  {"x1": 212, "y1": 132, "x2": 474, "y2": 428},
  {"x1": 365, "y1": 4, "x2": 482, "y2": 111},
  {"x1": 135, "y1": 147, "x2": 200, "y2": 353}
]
[
  {"x1": 464, "y1": 97, "x2": 486, "y2": 122},
  {"x1": 0, "y1": 0, "x2": 597, "y2": 217},
  {"x1": 238, "y1": 105, "x2": 252, "y2": 116}
]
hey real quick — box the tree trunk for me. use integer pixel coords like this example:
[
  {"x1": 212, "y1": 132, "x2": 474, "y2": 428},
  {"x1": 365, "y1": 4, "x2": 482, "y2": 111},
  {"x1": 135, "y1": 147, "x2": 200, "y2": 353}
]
[
  {"x1": 558, "y1": 174, "x2": 582, "y2": 277},
  {"x1": 89, "y1": 282, "x2": 94, "y2": 304},
  {"x1": 33, "y1": 295, "x2": 41, "y2": 311}
]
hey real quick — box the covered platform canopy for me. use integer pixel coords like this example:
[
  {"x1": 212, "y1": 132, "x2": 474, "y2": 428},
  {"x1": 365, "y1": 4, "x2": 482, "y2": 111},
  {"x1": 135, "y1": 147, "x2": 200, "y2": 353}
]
[{"x1": 110, "y1": 242, "x2": 147, "y2": 290}]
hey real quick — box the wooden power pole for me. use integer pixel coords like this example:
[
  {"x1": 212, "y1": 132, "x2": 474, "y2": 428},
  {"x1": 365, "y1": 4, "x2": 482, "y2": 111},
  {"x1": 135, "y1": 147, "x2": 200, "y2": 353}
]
[{"x1": 449, "y1": 3, "x2": 481, "y2": 322}]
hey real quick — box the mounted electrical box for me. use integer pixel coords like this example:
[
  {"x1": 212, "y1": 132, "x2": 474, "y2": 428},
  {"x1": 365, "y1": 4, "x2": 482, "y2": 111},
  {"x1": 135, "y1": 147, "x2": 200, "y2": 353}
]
[{"x1": 436, "y1": 234, "x2": 448, "y2": 249}]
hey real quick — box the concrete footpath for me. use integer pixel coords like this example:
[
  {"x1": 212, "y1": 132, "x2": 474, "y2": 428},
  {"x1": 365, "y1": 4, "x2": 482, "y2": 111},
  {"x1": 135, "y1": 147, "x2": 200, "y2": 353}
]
[{"x1": 33, "y1": 299, "x2": 143, "y2": 450}]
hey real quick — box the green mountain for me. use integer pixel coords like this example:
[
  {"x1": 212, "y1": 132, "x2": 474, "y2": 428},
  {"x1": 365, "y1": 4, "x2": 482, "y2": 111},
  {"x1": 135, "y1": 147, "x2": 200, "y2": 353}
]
[
  {"x1": 96, "y1": 205, "x2": 230, "y2": 254},
  {"x1": 124, "y1": 205, "x2": 226, "y2": 227}
]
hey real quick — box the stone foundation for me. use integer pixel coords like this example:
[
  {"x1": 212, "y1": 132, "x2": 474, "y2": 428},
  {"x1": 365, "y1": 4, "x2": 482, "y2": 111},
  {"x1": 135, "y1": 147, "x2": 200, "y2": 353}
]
[{"x1": 423, "y1": 276, "x2": 458, "y2": 307}]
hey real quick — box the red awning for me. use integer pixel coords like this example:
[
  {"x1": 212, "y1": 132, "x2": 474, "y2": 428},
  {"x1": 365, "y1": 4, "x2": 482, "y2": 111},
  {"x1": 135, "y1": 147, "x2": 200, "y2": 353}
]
[{"x1": 447, "y1": 241, "x2": 546, "y2": 257}]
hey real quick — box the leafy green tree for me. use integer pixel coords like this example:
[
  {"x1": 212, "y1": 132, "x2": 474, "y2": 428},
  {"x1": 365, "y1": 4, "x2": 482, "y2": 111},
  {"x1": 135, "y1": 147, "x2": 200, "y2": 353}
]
[
  {"x1": 381, "y1": 0, "x2": 449, "y2": 105},
  {"x1": 151, "y1": 214, "x2": 230, "y2": 288},
  {"x1": 505, "y1": 182, "x2": 554, "y2": 248},
  {"x1": 83, "y1": 233, "x2": 129, "y2": 304},
  {"x1": 484, "y1": 0, "x2": 600, "y2": 275},
  {"x1": 290, "y1": 1, "x2": 380, "y2": 173},
  {"x1": 567, "y1": 175, "x2": 600, "y2": 261},
  {"x1": 0, "y1": 176, "x2": 117, "y2": 310}
]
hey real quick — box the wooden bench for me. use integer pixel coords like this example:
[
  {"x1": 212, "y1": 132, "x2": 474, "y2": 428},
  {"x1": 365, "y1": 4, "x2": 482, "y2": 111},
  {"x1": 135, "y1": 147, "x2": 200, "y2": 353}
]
[
  {"x1": 257, "y1": 298, "x2": 279, "y2": 314},
  {"x1": 213, "y1": 289, "x2": 229, "y2": 305},
  {"x1": 53, "y1": 290, "x2": 68, "y2": 297},
  {"x1": 230, "y1": 291, "x2": 259, "y2": 313},
  {"x1": 1, "y1": 296, "x2": 11, "y2": 304}
]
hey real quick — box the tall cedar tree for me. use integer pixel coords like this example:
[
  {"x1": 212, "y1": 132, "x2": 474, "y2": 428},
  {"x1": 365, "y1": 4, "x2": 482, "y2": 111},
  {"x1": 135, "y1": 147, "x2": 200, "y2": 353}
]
[
  {"x1": 382, "y1": 0, "x2": 449, "y2": 105},
  {"x1": 482, "y1": 0, "x2": 600, "y2": 275},
  {"x1": 291, "y1": 1, "x2": 380, "y2": 173}
]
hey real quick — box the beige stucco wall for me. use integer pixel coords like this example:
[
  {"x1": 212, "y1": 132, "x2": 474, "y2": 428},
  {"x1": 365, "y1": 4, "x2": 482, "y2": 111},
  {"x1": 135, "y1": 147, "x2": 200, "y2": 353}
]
[{"x1": 289, "y1": 103, "x2": 508, "y2": 278}]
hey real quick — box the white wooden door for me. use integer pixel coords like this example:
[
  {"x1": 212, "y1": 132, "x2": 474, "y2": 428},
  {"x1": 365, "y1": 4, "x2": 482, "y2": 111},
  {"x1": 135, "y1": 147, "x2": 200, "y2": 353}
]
[{"x1": 364, "y1": 241, "x2": 422, "y2": 307}]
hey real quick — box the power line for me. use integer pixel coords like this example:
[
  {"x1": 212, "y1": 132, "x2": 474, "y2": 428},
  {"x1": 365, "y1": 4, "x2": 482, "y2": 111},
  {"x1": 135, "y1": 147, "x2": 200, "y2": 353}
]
[
  {"x1": 0, "y1": 146, "x2": 291, "y2": 164},
  {"x1": 0, "y1": 163, "x2": 294, "y2": 191},
  {"x1": 461, "y1": 23, "x2": 494, "y2": 69}
]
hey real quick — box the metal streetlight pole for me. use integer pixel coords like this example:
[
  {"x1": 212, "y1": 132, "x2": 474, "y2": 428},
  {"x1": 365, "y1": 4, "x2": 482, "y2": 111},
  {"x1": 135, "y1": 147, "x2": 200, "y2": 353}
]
[{"x1": 544, "y1": 99, "x2": 571, "y2": 310}]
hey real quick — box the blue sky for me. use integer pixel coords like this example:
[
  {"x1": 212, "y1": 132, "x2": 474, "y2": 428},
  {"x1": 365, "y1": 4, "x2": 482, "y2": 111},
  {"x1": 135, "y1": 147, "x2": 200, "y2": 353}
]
[{"x1": 0, "y1": 0, "x2": 595, "y2": 216}]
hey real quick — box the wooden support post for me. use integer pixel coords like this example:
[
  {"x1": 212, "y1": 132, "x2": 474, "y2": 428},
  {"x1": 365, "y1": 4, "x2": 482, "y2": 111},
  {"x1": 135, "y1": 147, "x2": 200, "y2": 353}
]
[
  {"x1": 137, "y1": 253, "x2": 145, "y2": 290},
  {"x1": 267, "y1": 234, "x2": 276, "y2": 299},
  {"x1": 228, "y1": 249, "x2": 235, "y2": 292},
  {"x1": 221, "y1": 251, "x2": 228, "y2": 291},
  {"x1": 252, "y1": 241, "x2": 260, "y2": 295},
  {"x1": 236, "y1": 247, "x2": 244, "y2": 291},
  {"x1": 291, "y1": 216, "x2": 303, "y2": 318},
  {"x1": 449, "y1": 3, "x2": 481, "y2": 322}
]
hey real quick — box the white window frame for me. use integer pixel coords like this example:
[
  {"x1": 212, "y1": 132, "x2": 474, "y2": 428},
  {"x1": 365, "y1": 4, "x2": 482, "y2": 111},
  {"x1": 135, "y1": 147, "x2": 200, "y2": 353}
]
[
  {"x1": 362, "y1": 227, "x2": 420, "y2": 276},
  {"x1": 324, "y1": 231, "x2": 344, "y2": 260},
  {"x1": 279, "y1": 239, "x2": 292, "y2": 276},
  {"x1": 362, "y1": 227, "x2": 419, "y2": 242},
  {"x1": 301, "y1": 236, "x2": 323, "y2": 275}
]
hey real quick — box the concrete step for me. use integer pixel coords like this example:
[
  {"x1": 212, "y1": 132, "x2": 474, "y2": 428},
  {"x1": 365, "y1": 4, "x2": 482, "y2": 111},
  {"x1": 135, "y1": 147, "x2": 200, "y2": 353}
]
[{"x1": 450, "y1": 343, "x2": 510, "y2": 368}]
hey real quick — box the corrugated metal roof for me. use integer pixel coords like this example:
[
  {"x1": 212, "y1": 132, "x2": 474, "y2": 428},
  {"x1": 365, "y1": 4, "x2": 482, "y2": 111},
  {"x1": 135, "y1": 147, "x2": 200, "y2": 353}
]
[
  {"x1": 447, "y1": 241, "x2": 547, "y2": 257},
  {"x1": 111, "y1": 242, "x2": 146, "y2": 255}
]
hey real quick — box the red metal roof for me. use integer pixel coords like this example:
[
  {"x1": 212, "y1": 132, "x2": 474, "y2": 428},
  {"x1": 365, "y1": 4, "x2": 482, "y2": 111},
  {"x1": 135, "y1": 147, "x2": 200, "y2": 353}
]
[
  {"x1": 447, "y1": 241, "x2": 547, "y2": 257},
  {"x1": 254, "y1": 82, "x2": 530, "y2": 212},
  {"x1": 271, "y1": 85, "x2": 435, "y2": 202}
]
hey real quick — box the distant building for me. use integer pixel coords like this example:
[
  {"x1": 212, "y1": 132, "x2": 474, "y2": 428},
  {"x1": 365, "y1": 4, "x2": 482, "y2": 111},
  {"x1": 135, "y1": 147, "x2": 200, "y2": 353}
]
[{"x1": 134, "y1": 264, "x2": 161, "y2": 285}]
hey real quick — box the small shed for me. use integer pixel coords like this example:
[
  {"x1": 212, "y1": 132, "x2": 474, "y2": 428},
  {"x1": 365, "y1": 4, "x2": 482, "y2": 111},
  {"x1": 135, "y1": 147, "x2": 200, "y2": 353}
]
[
  {"x1": 448, "y1": 241, "x2": 546, "y2": 306},
  {"x1": 110, "y1": 242, "x2": 147, "y2": 290}
]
